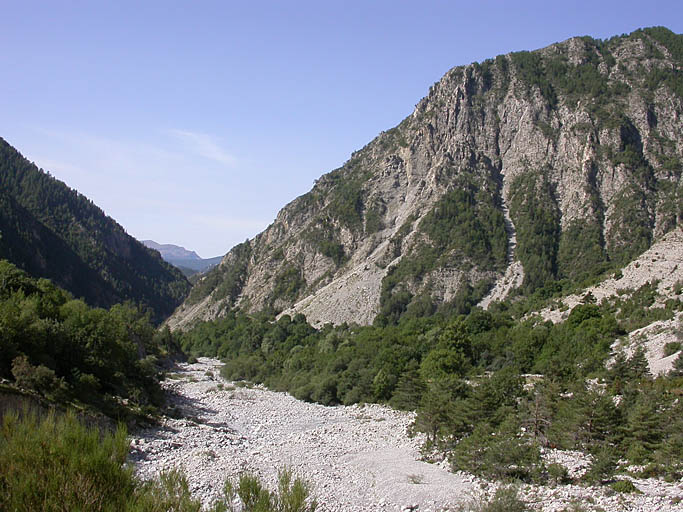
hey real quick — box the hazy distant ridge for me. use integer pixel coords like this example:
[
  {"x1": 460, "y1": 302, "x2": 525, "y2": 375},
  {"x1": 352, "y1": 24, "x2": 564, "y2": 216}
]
[{"x1": 142, "y1": 240, "x2": 222, "y2": 274}]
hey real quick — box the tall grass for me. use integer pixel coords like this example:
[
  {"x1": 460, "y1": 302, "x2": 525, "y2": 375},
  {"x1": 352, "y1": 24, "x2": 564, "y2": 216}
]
[
  {"x1": 0, "y1": 409, "x2": 200, "y2": 511},
  {"x1": 0, "y1": 409, "x2": 317, "y2": 512}
]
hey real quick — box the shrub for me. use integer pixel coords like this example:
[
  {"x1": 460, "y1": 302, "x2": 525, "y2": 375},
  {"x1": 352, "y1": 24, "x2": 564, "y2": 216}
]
[
  {"x1": 451, "y1": 417, "x2": 544, "y2": 483},
  {"x1": 135, "y1": 470, "x2": 202, "y2": 512},
  {"x1": 0, "y1": 409, "x2": 137, "y2": 511},
  {"x1": 10, "y1": 355, "x2": 64, "y2": 397},
  {"x1": 610, "y1": 479, "x2": 641, "y2": 494},
  {"x1": 547, "y1": 463, "x2": 571, "y2": 485},
  {"x1": 456, "y1": 486, "x2": 529, "y2": 512},
  {"x1": 0, "y1": 409, "x2": 317, "y2": 512},
  {"x1": 582, "y1": 446, "x2": 617, "y2": 484},
  {"x1": 664, "y1": 342, "x2": 681, "y2": 357},
  {"x1": 221, "y1": 467, "x2": 317, "y2": 512}
]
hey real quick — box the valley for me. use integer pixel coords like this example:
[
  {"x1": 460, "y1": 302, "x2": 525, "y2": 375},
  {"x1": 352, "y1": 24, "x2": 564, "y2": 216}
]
[{"x1": 1, "y1": 22, "x2": 682, "y2": 512}]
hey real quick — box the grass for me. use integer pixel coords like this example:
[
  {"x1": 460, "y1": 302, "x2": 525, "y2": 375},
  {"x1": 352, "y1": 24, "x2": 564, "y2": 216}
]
[
  {"x1": 0, "y1": 408, "x2": 198, "y2": 512},
  {"x1": 407, "y1": 473, "x2": 425, "y2": 484},
  {"x1": 0, "y1": 408, "x2": 317, "y2": 512}
]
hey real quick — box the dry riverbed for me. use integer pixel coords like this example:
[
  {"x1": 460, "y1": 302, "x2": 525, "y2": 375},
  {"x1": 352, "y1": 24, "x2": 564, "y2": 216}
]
[{"x1": 130, "y1": 358, "x2": 683, "y2": 511}]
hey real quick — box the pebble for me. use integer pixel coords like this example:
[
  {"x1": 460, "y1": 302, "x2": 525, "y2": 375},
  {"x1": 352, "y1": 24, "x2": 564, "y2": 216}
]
[{"x1": 131, "y1": 358, "x2": 683, "y2": 511}]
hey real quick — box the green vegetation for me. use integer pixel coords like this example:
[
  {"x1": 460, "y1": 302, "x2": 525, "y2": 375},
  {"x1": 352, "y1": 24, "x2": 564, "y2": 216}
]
[
  {"x1": 509, "y1": 51, "x2": 558, "y2": 108},
  {"x1": 0, "y1": 259, "x2": 182, "y2": 419},
  {"x1": 270, "y1": 265, "x2": 306, "y2": 306},
  {"x1": 507, "y1": 30, "x2": 683, "y2": 122},
  {"x1": 509, "y1": 172, "x2": 560, "y2": 292},
  {"x1": 304, "y1": 221, "x2": 348, "y2": 267},
  {"x1": 0, "y1": 409, "x2": 316, "y2": 511},
  {"x1": 610, "y1": 480, "x2": 641, "y2": 494},
  {"x1": 222, "y1": 468, "x2": 317, "y2": 512},
  {"x1": 180, "y1": 278, "x2": 683, "y2": 485},
  {"x1": 186, "y1": 241, "x2": 251, "y2": 306},
  {"x1": 0, "y1": 138, "x2": 190, "y2": 322},
  {"x1": 606, "y1": 281, "x2": 681, "y2": 332},
  {"x1": 377, "y1": 177, "x2": 506, "y2": 324},
  {"x1": 1, "y1": 410, "x2": 142, "y2": 512},
  {"x1": 557, "y1": 221, "x2": 608, "y2": 281},
  {"x1": 455, "y1": 486, "x2": 529, "y2": 512},
  {"x1": 323, "y1": 168, "x2": 367, "y2": 230},
  {"x1": 420, "y1": 184, "x2": 507, "y2": 269},
  {"x1": 364, "y1": 199, "x2": 386, "y2": 234},
  {"x1": 664, "y1": 342, "x2": 681, "y2": 357}
]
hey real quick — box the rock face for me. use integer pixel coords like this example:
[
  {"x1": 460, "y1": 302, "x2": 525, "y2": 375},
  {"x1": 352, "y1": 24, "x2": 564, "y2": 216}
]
[{"x1": 169, "y1": 28, "x2": 682, "y2": 330}]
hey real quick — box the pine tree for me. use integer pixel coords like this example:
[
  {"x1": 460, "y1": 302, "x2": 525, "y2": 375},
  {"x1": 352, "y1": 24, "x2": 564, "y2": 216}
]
[
  {"x1": 389, "y1": 361, "x2": 426, "y2": 411},
  {"x1": 670, "y1": 351, "x2": 683, "y2": 377},
  {"x1": 519, "y1": 380, "x2": 560, "y2": 446},
  {"x1": 622, "y1": 390, "x2": 665, "y2": 463}
]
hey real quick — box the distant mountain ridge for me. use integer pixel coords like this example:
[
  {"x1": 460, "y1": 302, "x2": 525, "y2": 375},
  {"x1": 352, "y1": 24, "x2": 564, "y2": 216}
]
[
  {"x1": 168, "y1": 27, "x2": 683, "y2": 330},
  {"x1": 0, "y1": 137, "x2": 191, "y2": 322},
  {"x1": 142, "y1": 241, "x2": 202, "y2": 261},
  {"x1": 142, "y1": 240, "x2": 222, "y2": 276}
]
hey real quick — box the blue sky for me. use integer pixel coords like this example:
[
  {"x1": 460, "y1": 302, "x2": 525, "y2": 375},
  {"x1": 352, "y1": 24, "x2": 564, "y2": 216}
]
[{"x1": 2, "y1": 1, "x2": 681, "y2": 257}]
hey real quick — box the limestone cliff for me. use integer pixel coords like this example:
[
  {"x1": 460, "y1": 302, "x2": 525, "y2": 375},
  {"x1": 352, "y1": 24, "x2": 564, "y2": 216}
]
[{"x1": 168, "y1": 27, "x2": 682, "y2": 330}]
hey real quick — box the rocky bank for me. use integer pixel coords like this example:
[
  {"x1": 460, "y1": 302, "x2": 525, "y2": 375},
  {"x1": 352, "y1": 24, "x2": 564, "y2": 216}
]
[{"x1": 130, "y1": 358, "x2": 683, "y2": 511}]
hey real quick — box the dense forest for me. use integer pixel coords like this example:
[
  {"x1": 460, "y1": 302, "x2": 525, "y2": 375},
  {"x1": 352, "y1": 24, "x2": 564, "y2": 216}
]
[{"x1": 0, "y1": 138, "x2": 190, "y2": 322}]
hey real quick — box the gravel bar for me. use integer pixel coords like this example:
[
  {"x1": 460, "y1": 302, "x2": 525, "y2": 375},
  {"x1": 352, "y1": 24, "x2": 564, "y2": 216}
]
[{"x1": 130, "y1": 358, "x2": 683, "y2": 511}]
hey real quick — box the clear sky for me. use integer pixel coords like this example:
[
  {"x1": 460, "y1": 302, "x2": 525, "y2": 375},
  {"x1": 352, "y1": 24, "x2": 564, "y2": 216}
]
[{"x1": 1, "y1": 1, "x2": 681, "y2": 257}]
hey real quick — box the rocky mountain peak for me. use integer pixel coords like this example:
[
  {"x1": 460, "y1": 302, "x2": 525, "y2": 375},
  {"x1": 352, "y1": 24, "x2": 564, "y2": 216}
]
[{"x1": 168, "y1": 27, "x2": 682, "y2": 330}]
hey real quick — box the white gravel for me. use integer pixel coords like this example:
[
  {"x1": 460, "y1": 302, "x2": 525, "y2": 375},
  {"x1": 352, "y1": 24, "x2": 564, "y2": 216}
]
[{"x1": 130, "y1": 358, "x2": 683, "y2": 511}]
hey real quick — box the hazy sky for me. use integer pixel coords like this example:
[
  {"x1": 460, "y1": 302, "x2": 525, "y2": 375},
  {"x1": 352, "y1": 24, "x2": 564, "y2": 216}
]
[{"x1": 2, "y1": 1, "x2": 681, "y2": 257}]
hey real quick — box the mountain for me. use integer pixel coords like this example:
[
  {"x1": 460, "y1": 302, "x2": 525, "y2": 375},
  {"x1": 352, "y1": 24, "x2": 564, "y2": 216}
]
[
  {"x1": 0, "y1": 137, "x2": 191, "y2": 322},
  {"x1": 168, "y1": 27, "x2": 682, "y2": 330},
  {"x1": 141, "y1": 240, "x2": 223, "y2": 276},
  {"x1": 142, "y1": 241, "x2": 203, "y2": 261}
]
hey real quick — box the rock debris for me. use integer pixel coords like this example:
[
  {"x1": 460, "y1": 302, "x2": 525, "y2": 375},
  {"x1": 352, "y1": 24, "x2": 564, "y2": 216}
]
[{"x1": 131, "y1": 358, "x2": 683, "y2": 511}]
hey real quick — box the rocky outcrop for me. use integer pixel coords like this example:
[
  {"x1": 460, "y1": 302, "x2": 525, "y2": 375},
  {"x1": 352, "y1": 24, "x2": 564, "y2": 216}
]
[{"x1": 169, "y1": 28, "x2": 682, "y2": 329}]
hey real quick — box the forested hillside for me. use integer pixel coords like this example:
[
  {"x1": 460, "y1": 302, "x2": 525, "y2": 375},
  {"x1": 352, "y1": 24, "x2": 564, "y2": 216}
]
[
  {"x1": 0, "y1": 259, "x2": 183, "y2": 419},
  {"x1": 179, "y1": 278, "x2": 683, "y2": 484},
  {"x1": 0, "y1": 138, "x2": 190, "y2": 321}
]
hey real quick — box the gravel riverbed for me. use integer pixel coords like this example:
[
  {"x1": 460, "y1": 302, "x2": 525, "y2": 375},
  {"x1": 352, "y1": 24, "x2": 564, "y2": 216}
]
[{"x1": 130, "y1": 358, "x2": 683, "y2": 511}]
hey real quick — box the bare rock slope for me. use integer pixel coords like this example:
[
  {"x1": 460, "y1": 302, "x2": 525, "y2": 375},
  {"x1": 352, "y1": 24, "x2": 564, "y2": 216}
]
[{"x1": 169, "y1": 28, "x2": 682, "y2": 330}]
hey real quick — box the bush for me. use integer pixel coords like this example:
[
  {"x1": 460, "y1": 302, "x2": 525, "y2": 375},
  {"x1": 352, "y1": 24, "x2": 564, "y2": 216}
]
[
  {"x1": 582, "y1": 446, "x2": 617, "y2": 484},
  {"x1": 451, "y1": 417, "x2": 544, "y2": 483},
  {"x1": 0, "y1": 409, "x2": 137, "y2": 511},
  {"x1": 11, "y1": 355, "x2": 64, "y2": 397},
  {"x1": 457, "y1": 486, "x2": 529, "y2": 512},
  {"x1": 221, "y1": 467, "x2": 317, "y2": 512},
  {"x1": 0, "y1": 409, "x2": 317, "y2": 512},
  {"x1": 664, "y1": 342, "x2": 681, "y2": 357},
  {"x1": 547, "y1": 463, "x2": 571, "y2": 485},
  {"x1": 609, "y1": 479, "x2": 641, "y2": 494}
]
